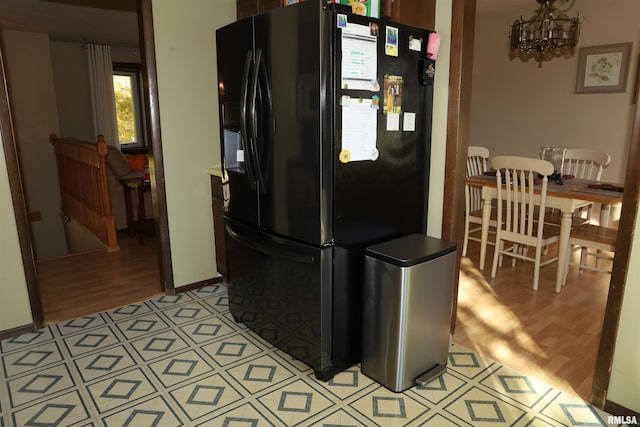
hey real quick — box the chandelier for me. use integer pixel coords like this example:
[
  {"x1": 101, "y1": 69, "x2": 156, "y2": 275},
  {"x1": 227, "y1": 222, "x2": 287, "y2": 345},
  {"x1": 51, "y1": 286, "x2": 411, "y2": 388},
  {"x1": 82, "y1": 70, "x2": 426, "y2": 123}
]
[{"x1": 509, "y1": 0, "x2": 581, "y2": 66}]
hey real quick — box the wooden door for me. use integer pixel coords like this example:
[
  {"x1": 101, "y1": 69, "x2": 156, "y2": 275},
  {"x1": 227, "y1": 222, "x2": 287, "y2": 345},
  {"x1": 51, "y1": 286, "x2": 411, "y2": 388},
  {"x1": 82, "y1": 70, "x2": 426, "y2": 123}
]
[
  {"x1": 381, "y1": 0, "x2": 435, "y2": 29},
  {"x1": 237, "y1": 0, "x2": 281, "y2": 20}
]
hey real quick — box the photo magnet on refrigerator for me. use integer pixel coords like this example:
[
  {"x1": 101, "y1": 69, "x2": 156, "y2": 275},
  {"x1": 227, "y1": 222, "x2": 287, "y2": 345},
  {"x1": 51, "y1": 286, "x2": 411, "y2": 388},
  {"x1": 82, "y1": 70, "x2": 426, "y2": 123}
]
[
  {"x1": 383, "y1": 75, "x2": 403, "y2": 113},
  {"x1": 385, "y1": 26, "x2": 399, "y2": 57},
  {"x1": 420, "y1": 59, "x2": 435, "y2": 86}
]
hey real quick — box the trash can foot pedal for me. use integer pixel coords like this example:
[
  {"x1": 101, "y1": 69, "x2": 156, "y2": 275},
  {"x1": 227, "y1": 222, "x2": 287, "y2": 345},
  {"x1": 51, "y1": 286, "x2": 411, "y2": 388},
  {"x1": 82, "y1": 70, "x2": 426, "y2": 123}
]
[{"x1": 415, "y1": 364, "x2": 446, "y2": 386}]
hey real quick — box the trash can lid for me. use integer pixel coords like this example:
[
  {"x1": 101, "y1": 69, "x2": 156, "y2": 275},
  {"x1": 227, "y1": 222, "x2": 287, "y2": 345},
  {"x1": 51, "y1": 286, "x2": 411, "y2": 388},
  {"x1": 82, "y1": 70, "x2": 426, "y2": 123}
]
[{"x1": 365, "y1": 234, "x2": 457, "y2": 267}]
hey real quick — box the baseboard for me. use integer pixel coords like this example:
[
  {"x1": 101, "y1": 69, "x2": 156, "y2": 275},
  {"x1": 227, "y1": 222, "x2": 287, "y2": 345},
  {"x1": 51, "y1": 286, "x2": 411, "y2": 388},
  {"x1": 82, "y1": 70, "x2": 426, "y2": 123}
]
[
  {"x1": 0, "y1": 323, "x2": 35, "y2": 341},
  {"x1": 604, "y1": 400, "x2": 639, "y2": 425},
  {"x1": 174, "y1": 276, "x2": 224, "y2": 294}
]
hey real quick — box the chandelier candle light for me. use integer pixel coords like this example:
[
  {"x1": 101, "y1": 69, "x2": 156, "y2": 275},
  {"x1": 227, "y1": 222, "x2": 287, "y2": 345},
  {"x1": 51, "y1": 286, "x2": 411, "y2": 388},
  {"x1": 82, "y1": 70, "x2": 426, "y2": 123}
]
[{"x1": 510, "y1": 0, "x2": 581, "y2": 66}]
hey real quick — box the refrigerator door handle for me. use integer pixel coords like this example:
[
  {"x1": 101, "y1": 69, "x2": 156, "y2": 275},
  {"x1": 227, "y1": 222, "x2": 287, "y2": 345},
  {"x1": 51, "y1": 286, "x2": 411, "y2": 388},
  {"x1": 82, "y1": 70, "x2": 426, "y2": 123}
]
[
  {"x1": 249, "y1": 49, "x2": 268, "y2": 194},
  {"x1": 227, "y1": 223, "x2": 316, "y2": 265},
  {"x1": 257, "y1": 49, "x2": 273, "y2": 194},
  {"x1": 240, "y1": 50, "x2": 257, "y2": 191}
]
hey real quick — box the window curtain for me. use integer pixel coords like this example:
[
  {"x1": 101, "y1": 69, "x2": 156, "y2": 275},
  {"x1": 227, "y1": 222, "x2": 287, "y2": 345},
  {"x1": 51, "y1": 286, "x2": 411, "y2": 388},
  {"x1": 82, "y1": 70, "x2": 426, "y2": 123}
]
[{"x1": 87, "y1": 44, "x2": 119, "y2": 148}]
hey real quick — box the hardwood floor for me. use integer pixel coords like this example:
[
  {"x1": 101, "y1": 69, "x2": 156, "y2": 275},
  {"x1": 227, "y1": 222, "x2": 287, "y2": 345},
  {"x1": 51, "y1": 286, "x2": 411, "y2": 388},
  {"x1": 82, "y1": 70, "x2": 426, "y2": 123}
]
[
  {"x1": 454, "y1": 239, "x2": 611, "y2": 402},
  {"x1": 36, "y1": 231, "x2": 164, "y2": 325}
]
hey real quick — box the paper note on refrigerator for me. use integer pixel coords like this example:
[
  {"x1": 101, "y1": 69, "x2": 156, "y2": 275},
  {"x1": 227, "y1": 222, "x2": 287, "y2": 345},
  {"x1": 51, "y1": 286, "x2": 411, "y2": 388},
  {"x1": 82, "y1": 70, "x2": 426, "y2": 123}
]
[
  {"x1": 341, "y1": 23, "x2": 378, "y2": 91},
  {"x1": 403, "y1": 112, "x2": 416, "y2": 131},
  {"x1": 340, "y1": 97, "x2": 378, "y2": 163}
]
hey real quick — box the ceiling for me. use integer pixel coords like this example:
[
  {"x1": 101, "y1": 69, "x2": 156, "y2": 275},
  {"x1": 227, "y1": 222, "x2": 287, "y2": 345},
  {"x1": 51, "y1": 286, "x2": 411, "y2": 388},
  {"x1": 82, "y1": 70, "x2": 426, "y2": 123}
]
[
  {"x1": 0, "y1": 0, "x2": 138, "y2": 47},
  {"x1": 0, "y1": 0, "x2": 547, "y2": 47}
]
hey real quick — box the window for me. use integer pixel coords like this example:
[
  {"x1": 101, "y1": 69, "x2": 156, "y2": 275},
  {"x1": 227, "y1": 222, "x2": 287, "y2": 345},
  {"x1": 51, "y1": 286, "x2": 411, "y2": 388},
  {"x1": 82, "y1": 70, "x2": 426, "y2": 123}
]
[{"x1": 112, "y1": 63, "x2": 147, "y2": 152}]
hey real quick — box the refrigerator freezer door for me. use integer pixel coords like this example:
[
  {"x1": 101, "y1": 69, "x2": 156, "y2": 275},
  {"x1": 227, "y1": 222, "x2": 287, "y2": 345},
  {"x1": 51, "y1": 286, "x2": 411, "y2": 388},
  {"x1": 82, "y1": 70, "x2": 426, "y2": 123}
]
[
  {"x1": 224, "y1": 218, "x2": 335, "y2": 379},
  {"x1": 216, "y1": 18, "x2": 260, "y2": 228}
]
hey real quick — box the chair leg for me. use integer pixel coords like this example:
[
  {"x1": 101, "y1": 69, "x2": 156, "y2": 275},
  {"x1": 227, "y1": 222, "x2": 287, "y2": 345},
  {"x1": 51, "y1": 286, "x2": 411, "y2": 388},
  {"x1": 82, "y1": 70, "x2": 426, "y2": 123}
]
[
  {"x1": 491, "y1": 235, "x2": 501, "y2": 278},
  {"x1": 532, "y1": 246, "x2": 541, "y2": 291},
  {"x1": 518, "y1": 245, "x2": 530, "y2": 267},
  {"x1": 580, "y1": 246, "x2": 588, "y2": 272},
  {"x1": 462, "y1": 216, "x2": 470, "y2": 257},
  {"x1": 562, "y1": 243, "x2": 571, "y2": 286}
]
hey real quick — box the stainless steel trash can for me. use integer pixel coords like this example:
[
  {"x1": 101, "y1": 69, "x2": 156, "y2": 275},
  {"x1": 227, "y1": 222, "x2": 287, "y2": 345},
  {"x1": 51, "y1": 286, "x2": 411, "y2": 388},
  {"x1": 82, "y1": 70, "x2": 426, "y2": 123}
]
[{"x1": 361, "y1": 234, "x2": 456, "y2": 392}]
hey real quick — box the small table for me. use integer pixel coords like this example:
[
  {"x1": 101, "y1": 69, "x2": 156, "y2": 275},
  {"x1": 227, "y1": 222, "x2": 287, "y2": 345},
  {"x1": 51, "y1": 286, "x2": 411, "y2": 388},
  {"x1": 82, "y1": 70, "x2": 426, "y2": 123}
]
[
  {"x1": 122, "y1": 178, "x2": 151, "y2": 243},
  {"x1": 466, "y1": 175, "x2": 623, "y2": 293}
]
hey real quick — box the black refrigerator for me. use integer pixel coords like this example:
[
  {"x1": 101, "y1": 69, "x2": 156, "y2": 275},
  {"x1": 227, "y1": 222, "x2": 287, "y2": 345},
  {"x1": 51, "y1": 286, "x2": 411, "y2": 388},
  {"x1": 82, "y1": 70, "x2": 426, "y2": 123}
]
[{"x1": 216, "y1": 0, "x2": 434, "y2": 381}]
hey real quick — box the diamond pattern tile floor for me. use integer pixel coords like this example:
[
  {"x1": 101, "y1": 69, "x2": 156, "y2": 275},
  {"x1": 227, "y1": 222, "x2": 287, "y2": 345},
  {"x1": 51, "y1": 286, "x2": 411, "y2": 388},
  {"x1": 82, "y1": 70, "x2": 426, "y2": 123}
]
[{"x1": 0, "y1": 284, "x2": 616, "y2": 426}]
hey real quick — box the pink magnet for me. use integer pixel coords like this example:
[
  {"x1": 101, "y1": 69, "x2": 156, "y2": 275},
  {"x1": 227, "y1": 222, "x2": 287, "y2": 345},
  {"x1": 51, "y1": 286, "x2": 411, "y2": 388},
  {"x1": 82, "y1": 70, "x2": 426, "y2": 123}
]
[{"x1": 427, "y1": 33, "x2": 441, "y2": 60}]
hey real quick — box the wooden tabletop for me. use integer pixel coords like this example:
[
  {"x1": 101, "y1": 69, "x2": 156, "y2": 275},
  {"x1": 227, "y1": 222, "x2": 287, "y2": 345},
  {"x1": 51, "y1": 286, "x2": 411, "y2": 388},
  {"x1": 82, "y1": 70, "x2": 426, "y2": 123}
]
[{"x1": 466, "y1": 175, "x2": 624, "y2": 205}]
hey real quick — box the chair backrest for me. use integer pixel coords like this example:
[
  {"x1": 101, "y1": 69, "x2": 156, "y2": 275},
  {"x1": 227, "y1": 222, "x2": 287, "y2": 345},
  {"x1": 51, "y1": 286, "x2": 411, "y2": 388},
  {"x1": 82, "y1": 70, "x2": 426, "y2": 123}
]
[
  {"x1": 562, "y1": 149, "x2": 610, "y2": 181},
  {"x1": 466, "y1": 146, "x2": 490, "y2": 177},
  {"x1": 491, "y1": 156, "x2": 554, "y2": 240},
  {"x1": 466, "y1": 146, "x2": 490, "y2": 213}
]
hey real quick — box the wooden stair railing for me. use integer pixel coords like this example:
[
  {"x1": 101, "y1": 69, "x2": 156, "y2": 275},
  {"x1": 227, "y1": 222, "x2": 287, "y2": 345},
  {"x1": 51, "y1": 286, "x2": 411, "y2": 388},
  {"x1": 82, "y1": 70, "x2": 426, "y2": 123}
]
[{"x1": 49, "y1": 134, "x2": 119, "y2": 251}]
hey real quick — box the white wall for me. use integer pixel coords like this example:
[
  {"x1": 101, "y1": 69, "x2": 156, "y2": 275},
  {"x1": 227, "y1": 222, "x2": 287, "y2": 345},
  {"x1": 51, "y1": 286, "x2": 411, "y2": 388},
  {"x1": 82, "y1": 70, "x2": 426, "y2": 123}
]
[
  {"x1": 151, "y1": 0, "x2": 236, "y2": 287},
  {"x1": 472, "y1": 1, "x2": 640, "y2": 411},
  {"x1": 50, "y1": 42, "x2": 95, "y2": 141},
  {"x1": 471, "y1": 1, "x2": 640, "y2": 183},
  {"x1": 0, "y1": 132, "x2": 33, "y2": 329},
  {"x1": 609, "y1": 203, "x2": 640, "y2": 411},
  {"x1": 426, "y1": 0, "x2": 452, "y2": 237},
  {"x1": 2, "y1": 30, "x2": 67, "y2": 259}
]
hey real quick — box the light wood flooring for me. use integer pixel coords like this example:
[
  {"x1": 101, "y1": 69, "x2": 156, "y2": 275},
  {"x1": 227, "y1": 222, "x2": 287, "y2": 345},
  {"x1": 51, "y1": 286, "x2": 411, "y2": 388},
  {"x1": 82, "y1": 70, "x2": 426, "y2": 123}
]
[
  {"x1": 454, "y1": 239, "x2": 612, "y2": 402},
  {"x1": 34, "y1": 228, "x2": 607, "y2": 402},
  {"x1": 36, "y1": 231, "x2": 164, "y2": 324}
]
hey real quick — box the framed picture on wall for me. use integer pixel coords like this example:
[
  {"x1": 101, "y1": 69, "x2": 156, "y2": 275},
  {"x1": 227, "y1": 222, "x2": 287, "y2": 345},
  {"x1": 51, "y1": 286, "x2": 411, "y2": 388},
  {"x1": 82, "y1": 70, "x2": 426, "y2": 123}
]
[{"x1": 576, "y1": 43, "x2": 633, "y2": 94}]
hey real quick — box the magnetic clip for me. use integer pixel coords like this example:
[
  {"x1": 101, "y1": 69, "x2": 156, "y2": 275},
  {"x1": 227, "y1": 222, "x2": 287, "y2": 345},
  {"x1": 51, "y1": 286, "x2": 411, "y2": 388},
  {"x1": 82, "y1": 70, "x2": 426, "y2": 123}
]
[{"x1": 420, "y1": 59, "x2": 436, "y2": 86}]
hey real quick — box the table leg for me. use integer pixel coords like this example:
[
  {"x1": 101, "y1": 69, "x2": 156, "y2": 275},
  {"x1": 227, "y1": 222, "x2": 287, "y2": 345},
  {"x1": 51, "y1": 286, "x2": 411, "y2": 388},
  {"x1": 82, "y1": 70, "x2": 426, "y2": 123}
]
[
  {"x1": 599, "y1": 203, "x2": 611, "y2": 227},
  {"x1": 123, "y1": 185, "x2": 134, "y2": 237},
  {"x1": 556, "y1": 211, "x2": 573, "y2": 293},
  {"x1": 479, "y1": 190, "x2": 492, "y2": 270},
  {"x1": 595, "y1": 203, "x2": 612, "y2": 268},
  {"x1": 137, "y1": 185, "x2": 146, "y2": 243}
]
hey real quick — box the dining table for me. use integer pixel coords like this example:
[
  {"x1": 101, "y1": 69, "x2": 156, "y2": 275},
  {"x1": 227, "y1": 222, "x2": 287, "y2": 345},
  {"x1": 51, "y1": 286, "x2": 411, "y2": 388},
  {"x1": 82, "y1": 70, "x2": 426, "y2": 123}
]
[{"x1": 466, "y1": 174, "x2": 624, "y2": 293}]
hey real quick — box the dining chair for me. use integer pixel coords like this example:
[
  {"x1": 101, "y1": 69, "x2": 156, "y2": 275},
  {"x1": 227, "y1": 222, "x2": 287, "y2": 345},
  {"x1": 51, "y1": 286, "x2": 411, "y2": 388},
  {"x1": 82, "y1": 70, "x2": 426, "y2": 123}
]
[
  {"x1": 463, "y1": 146, "x2": 498, "y2": 256},
  {"x1": 562, "y1": 223, "x2": 617, "y2": 286},
  {"x1": 540, "y1": 148, "x2": 611, "y2": 238},
  {"x1": 561, "y1": 148, "x2": 614, "y2": 268},
  {"x1": 490, "y1": 156, "x2": 560, "y2": 291},
  {"x1": 562, "y1": 148, "x2": 611, "y2": 181},
  {"x1": 562, "y1": 148, "x2": 611, "y2": 221}
]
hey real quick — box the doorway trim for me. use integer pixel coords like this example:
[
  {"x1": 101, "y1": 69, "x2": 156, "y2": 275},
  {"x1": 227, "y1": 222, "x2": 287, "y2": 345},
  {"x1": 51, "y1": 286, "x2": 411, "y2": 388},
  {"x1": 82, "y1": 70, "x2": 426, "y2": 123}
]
[
  {"x1": 443, "y1": 0, "x2": 638, "y2": 409},
  {"x1": 0, "y1": 39, "x2": 44, "y2": 329},
  {"x1": 0, "y1": 0, "x2": 175, "y2": 330},
  {"x1": 138, "y1": 0, "x2": 174, "y2": 295}
]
